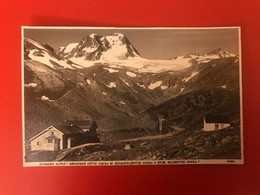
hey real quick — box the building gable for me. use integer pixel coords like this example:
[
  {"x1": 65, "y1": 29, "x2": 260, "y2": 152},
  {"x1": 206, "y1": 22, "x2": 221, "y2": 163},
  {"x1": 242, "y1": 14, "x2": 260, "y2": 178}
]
[
  {"x1": 30, "y1": 126, "x2": 64, "y2": 151},
  {"x1": 29, "y1": 125, "x2": 87, "y2": 142},
  {"x1": 29, "y1": 126, "x2": 64, "y2": 141}
]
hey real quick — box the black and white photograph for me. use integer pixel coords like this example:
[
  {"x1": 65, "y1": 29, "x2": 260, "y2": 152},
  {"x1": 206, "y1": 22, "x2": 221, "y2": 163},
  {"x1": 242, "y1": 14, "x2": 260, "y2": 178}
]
[{"x1": 22, "y1": 27, "x2": 243, "y2": 166}]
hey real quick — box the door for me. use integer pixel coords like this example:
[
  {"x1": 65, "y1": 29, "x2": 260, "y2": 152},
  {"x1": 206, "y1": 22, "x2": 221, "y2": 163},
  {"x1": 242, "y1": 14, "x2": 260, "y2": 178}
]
[{"x1": 54, "y1": 139, "x2": 60, "y2": 150}]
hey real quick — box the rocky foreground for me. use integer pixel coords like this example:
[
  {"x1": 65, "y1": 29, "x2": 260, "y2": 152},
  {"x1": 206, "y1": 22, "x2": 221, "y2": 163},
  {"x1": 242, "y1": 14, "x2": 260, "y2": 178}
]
[{"x1": 55, "y1": 124, "x2": 241, "y2": 161}]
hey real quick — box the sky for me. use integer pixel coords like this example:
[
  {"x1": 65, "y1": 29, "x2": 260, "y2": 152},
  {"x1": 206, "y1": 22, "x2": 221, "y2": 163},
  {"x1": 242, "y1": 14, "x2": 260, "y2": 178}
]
[{"x1": 24, "y1": 27, "x2": 240, "y2": 60}]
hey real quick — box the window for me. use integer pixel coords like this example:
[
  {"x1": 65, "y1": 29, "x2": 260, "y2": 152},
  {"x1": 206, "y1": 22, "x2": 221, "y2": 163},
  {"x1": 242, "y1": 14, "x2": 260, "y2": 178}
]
[
  {"x1": 37, "y1": 142, "x2": 40, "y2": 145},
  {"x1": 51, "y1": 132, "x2": 54, "y2": 135},
  {"x1": 48, "y1": 139, "x2": 53, "y2": 143},
  {"x1": 215, "y1": 123, "x2": 219, "y2": 130}
]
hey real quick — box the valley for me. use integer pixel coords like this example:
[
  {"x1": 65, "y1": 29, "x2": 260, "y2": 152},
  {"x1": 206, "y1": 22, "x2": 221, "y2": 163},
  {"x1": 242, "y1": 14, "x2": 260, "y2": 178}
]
[{"x1": 23, "y1": 30, "x2": 242, "y2": 163}]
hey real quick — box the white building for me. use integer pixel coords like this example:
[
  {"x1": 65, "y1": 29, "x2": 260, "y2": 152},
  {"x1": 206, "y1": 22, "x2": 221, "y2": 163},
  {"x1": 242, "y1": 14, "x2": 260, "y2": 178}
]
[
  {"x1": 29, "y1": 125, "x2": 86, "y2": 151},
  {"x1": 30, "y1": 121, "x2": 99, "y2": 151},
  {"x1": 203, "y1": 115, "x2": 230, "y2": 131}
]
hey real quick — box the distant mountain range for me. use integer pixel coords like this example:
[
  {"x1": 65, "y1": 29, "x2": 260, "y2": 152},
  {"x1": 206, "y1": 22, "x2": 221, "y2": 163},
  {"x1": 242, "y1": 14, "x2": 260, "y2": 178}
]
[
  {"x1": 24, "y1": 33, "x2": 237, "y2": 72},
  {"x1": 23, "y1": 33, "x2": 240, "y2": 141}
]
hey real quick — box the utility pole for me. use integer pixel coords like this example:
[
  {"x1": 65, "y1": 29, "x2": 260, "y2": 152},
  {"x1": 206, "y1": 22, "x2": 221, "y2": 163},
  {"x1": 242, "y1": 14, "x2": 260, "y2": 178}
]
[{"x1": 159, "y1": 117, "x2": 165, "y2": 136}]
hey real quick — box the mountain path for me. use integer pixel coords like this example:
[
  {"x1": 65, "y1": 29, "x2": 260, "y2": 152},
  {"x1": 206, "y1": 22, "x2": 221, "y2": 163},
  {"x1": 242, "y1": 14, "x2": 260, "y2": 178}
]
[
  {"x1": 121, "y1": 132, "x2": 176, "y2": 142},
  {"x1": 55, "y1": 142, "x2": 104, "y2": 161},
  {"x1": 55, "y1": 132, "x2": 177, "y2": 161}
]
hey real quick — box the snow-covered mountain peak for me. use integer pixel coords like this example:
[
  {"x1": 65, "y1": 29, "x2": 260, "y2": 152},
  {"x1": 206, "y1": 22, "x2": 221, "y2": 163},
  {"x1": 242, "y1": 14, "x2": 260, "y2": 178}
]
[
  {"x1": 172, "y1": 48, "x2": 237, "y2": 66},
  {"x1": 111, "y1": 32, "x2": 125, "y2": 36},
  {"x1": 24, "y1": 36, "x2": 239, "y2": 75},
  {"x1": 106, "y1": 32, "x2": 126, "y2": 41},
  {"x1": 81, "y1": 33, "x2": 102, "y2": 44},
  {"x1": 102, "y1": 33, "x2": 130, "y2": 48},
  {"x1": 57, "y1": 33, "x2": 140, "y2": 62},
  {"x1": 183, "y1": 53, "x2": 200, "y2": 59},
  {"x1": 106, "y1": 34, "x2": 126, "y2": 46},
  {"x1": 89, "y1": 33, "x2": 98, "y2": 39},
  {"x1": 207, "y1": 48, "x2": 236, "y2": 58}
]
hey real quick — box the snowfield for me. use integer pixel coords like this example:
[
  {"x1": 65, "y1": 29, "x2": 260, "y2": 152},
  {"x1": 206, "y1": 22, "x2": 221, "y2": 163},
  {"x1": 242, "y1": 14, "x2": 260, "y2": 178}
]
[
  {"x1": 148, "y1": 81, "x2": 162, "y2": 90},
  {"x1": 126, "y1": 71, "x2": 137, "y2": 77},
  {"x1": 41, "y1": 95, "x2": 54, "y2": 102},
  {"x1": 67, "y1": 58, "x2": 192, "y2": 73},
  {"x1": 137, "y1": 83, "x2": 146, "y2": 88},
  {"x1": 172, "y1": 56, "x2": 193, "y2": 67},
  {"x1": 137, "y1": 59, "x2": 191, "y2": 73},
  {"x1": 107, "y1": 82, "x2": 116, "y2": 88},
  {"x1": 69, "y1": 57, "x2": 96, "y2": 68},
  {"x1": 182, "y1": 71, "x2": 199, "y2": 82},
  {"x1": 28, "y1": 49, "x2": 74, "y2": 69},
  {"x1": 103, "y1": 67, "x2": 119, "y2": 73},
  {"x1": 119, "y1": 101, "x2": 126, "y2": 105},
  {"x1": 24, "y1": 83, "x2": 37, "y2": 88},
  {"x1": 160, "y1": 85, "x2": 168, "y2": 90},
  {"x1": 63, "y1": 43, "x2": 78, "y2": 53}
]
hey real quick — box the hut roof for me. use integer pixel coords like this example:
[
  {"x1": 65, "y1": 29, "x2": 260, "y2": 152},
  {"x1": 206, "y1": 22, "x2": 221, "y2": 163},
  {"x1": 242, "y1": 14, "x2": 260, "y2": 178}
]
[
  {"x1": 63, "y1": 120, "x2": 97, "y2": 128},
  {"x1": 205, "y1": 115, "x2": 230, "y2": 123}
]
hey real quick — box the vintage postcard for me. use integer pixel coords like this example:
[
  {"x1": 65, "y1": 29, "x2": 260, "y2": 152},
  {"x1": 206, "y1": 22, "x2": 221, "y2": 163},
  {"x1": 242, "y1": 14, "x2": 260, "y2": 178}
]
[{"x1": 22, "y1": 27, "x2": 243, "y2": 166}]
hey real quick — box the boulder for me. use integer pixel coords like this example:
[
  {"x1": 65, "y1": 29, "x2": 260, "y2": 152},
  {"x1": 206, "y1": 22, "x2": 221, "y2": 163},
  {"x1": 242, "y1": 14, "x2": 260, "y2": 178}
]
[{"x1": 124, "y1": 144, "x2": 131, "y2": 151}]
